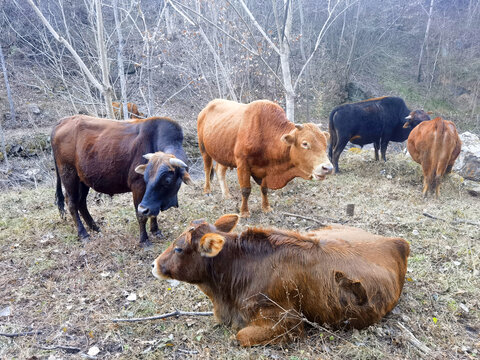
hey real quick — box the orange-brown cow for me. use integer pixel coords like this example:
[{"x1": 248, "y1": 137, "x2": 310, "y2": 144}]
[
  {"x1": 152, "y1": 214, "x2": 410, "y2": 346},
  {"x1": 112, "y1": 101, "x2": 144, "y2": 119},
  {"x1": 197, "y1": 99, "x2": 333, "y2": 217},
  {"x1": 406, "y1": 117, "x2": 461, "y2": 196}
]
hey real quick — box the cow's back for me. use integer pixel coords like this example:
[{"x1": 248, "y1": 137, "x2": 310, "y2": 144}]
[
  {"x1": 198, "y1": 99, "x2": 246, "y2": 167},
  {"x1": 265, "y1": 225, "x2": 409, "y2": 328},
  {"x1": 408, "y1": 117, "x2": 461, "y2": 176}
]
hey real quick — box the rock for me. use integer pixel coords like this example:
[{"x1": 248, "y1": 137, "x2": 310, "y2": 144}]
[
  {"x1": 454, "y1": 132, "x2": 480, "y2": 181},
  {"x1": 460, "y1": 154, "x2": 480, "y2": 181},
  {"x1": 27, "y1": 103, "x2": 41, "y2": 114},
  {"x1": 464, "y1": 179, "x2": 480, "y2": 196}
]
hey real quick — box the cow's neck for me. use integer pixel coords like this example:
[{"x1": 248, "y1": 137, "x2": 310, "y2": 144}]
[{"x1": 263, "y1": 158, "x2": 307, "y2": 189}]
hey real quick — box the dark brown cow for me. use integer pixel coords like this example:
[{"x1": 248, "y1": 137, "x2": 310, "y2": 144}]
[
  {"x1": 51, "y1": 115, "x2": 192, "y2": 246},
  {"x1": 197, "y1": 99, "x2": 333, "y2": 217},
  {"x1": 112, "y1": 101, "x2": 144, "y2": 119},
  {"x1": 152, "y1": 214, "x2": 410, "y2": 346},
  {"x1": 406, "y1": 116, "x2": 461, "y2": 197}
]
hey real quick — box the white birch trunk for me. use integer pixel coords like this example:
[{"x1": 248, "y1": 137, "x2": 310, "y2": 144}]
[
  {"x1": 417, "y1": 0, "x2": 434, "y2": 83},
  {"x1": 113, "y1": 0, "x2": 128, "y2": 119},
  {"x1": 95, "y1": 0, "x2": 114, "y2": 119}
]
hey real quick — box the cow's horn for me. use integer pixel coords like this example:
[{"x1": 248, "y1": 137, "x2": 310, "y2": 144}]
[
  {"x1": 143, "y1": 153, "x2": 154, "y2": 160},
  {"x1": 316, "y1": 123, "x2": 322, "y2": 129},
  {"x1": 295, "y1": 123, "x2": 304, "y2": 130},
  {"x1": 170, "y1": 158, "x2": 188, "y2": 168},
  {"x1": 405, "y1": 115, "x2": 412, "y2": 120}
]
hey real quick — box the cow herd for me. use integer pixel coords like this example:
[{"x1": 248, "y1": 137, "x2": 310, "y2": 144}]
[{"x1": 50, "y1": 95, "x2": 461, "y2": 346}]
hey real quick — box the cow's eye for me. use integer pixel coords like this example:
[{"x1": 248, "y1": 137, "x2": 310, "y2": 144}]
[
  {"x1": 163, "y1": 174, "x2": 174, "y2": 184},
  {"x1": 174, "y1": 247, "x2": 183, "y2": 254},
  {"x1": 301, "y1": 141, "x2": 310, "y2": 149}
]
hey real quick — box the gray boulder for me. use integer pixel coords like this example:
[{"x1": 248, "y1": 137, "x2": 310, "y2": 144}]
[{"x1": 453, "y1": 132, "x2": 480, "y2": 181}]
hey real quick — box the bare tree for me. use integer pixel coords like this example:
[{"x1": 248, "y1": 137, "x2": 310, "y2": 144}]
[
  {"x1": 417, "y1": 0, "x2": 435, "y2": 82},
  {"x1": 26, "y1": 0, "x2": 114, "y2": 118},
  {"x1": 113, "y1": 0, "x2": 128, "y2": 119}
]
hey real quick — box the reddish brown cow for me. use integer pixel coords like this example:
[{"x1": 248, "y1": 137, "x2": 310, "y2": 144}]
[
  {"x1": 406, "y1": 117, "x2": 461, "y2": 196},
  {"x1": 152, "y1": 214, "x2": 410, "y2": 346},
  {"x1": 112, "y1": 101, "x2": 144, "y2": 119},
  {"x1": 197, "y1": 99, "x2": 333, "y2": 217}
]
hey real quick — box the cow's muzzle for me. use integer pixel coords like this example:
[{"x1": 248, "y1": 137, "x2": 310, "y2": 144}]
[
  {"x1": 312, "y1": 162, "x2": 333, "y2": 180},
  {"x1": 138, "y1": 204, "x2": 150, "y2": 216}
]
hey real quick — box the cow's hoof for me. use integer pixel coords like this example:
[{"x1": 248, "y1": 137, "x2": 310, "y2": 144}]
[
  {"x1": 91, "y1": 225, "x2": 101, "y2": 232},
  {"x1": 240, "y1": 211, "x2": 250, "y2": 218},
  {"x1": 151, "y1": 230, "x2": 164, "y2": 239},
  {"x1": 262, "y1": 206, "x2": 272, "y2": 213},
  {"x1": 79, "y1": 235, "x2": 91, "y2": 243},
  {"x1": 140, "y1": 240, "x2": 153, "y2": 249},
  {"x1": 204, "y1": 192, "x2": 212, "y2": 197}
]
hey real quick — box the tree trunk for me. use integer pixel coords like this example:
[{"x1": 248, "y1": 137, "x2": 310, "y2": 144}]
[
  {"x1": 0, "y1": 43, "x2": 16, "y2": 125},
  {"x1": 113, "y1": 0, "x2": 128, "y2": 119},
  {"x1": 95, "y1": 0, "x2": 114, "y2": 118},
  {"x1": 417, "y1": 0, "x2": 434, "y2": 83}
]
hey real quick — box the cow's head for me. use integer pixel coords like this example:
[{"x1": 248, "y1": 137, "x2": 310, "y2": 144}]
[
  {"x1": 403, "y1": 110, "x2": 431, "y2": 129},
  {"x1": 151, "y1": 214, "x2": 239, "y2": 283},
  {"x1": 134, "y1": 152, "x2": 193, "y2": 217},
  {"x1": 281, "y1": 123, "x2": 333, "y2": 180}
]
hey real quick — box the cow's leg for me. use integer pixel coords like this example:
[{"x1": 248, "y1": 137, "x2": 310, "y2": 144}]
[
  {"x1": 374, "y1": 141, "x2": 380, "y2": 161},
  {"x1": 260, "y1": 183, "x2": 272, "y2": 213},
  {"x1": 237, "y1": 161, "x2": 251, "y2": 217},
  {"x1": 78, "y1": 182, "x2": 100, "y2": 232},
  {"x1": 331, "y1": 136, "x2": 349, "y2": 173},
  {"x1": 216, "y1": 163, "x2": 231, "y2": 199},
  {"x1": 132, "y1": 189, "x2": 151, "y2": 247},
  {"x1": 62, "y1": 170, "x2": 89, "y2": 240},
  {"x1": 201, "y1": 152, "x2": 213, "y2": 195},
  {"x1": 380, "y1": 141, "x2": 389, "y2": 162},
  {"x1": 149, "y1": 216, "x2": 163, "y2": 238},
  {"x1": 236, "y1": 315, "x2": 304, "y2": 346}
]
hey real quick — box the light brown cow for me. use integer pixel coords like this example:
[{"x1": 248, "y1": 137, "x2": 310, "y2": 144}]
[
  {"x1": 197, "y1": 99, "x2": 333, "y2": 217},
  {"x1": 112, "y1": 101, "x2": 144, "y2": 119},
  {"x1": 406, "y1": 116, "x2": 461, "y2": 196},
  {"x1": 152, "y1": 214, "x2": 410, "y2": 346}
]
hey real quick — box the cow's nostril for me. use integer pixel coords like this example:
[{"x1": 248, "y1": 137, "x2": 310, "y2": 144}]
[
  {"x1": 151, "y1": 263, "x2": 155, "y2": 268},
  {"x1": 138, "y1": 205, "x2": 149, "y2": 216}
]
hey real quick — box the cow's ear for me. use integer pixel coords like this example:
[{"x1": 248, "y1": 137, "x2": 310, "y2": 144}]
[
  {"x1": 214, "y1": 214, "x2": 239, "y2": 232},
  {"x1": 323, "y1": 131, "x2": 330, "y2": 142},
  {"x1": 183, "y1": 172, "x2": 194, "y2": 186},
  {"x1": 402, "y1": 121, "x2": 411, "y2": 129},
  {"x1": 135, "y1": 164, "x2": 147, "y2": 175},
  {"x1": 199, "y1": 233, "x2": 225, "y2": 257},
  {"x1": 281, "y1": 130, "x2": 296, "y2": 145}
]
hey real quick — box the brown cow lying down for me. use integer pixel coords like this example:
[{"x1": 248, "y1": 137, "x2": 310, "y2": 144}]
[
  {"x1": 197, "y1": 99, "x2": 333, "y2": 217},
  {"x1": 406, "y1": 116, "x2": 461, "y2": 197},
  {"x1": 112, "y1": 101, "x2": 144, "y2": 119},
  {"x1": 152, "y1": 214, "x2": 410, "y2": 346}
]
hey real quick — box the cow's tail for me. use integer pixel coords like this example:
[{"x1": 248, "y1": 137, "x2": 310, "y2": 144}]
[
  {"x1": 328, "y1": 109, "x2": 337, "y2": 161},
  {"x1": 52, "y1": 142, "x2": 66, "y2": 219}
]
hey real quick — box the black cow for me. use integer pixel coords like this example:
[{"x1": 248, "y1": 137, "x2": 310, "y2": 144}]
[
  {"x1": 51, "y1": 115, "x2": 193, "y2": 247},
  {"x1": 328, "y1": 96, "x2": 430, "y2": 172}
]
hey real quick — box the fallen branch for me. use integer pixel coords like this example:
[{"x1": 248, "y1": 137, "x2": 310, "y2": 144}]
[
  {"x1": 111, "y1": 310, "x2": 213, "y2": 323},
  {"x1": 423, "y1": 212, "x2": 480, "y2": 226},
  {"x1": 281, "y1": 212, "x2": 327, "y2": 226},
  {"x1": 396, "y1": 322, "x2": 431, "y2": 357},
  {"x1": 36, "y1": 345, "x2": 81, "y2": 354},
  {"x1": 0, "y1": 330, "x2": 42, "y2": 338}
]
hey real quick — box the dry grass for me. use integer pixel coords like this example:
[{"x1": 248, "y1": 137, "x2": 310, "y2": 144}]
[{"x1": 1, "y1": 148, "x2": 479, "y2": 359}]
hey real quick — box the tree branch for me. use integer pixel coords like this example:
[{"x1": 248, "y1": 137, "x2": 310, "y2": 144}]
[
  {"x1": 0, "y1": 330, "x2": 42, "y2": 338},
  {"x1": 111, "y1": 310, "x2": 213, "y2": 323},
  {"x1": 26, "y1": 0, "x2": 103, "y2": 92}
]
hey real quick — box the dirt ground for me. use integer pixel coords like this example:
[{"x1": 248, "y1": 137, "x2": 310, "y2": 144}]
[{"x1": 0, "y1": 148, "x2": 479, "y2": 359}]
